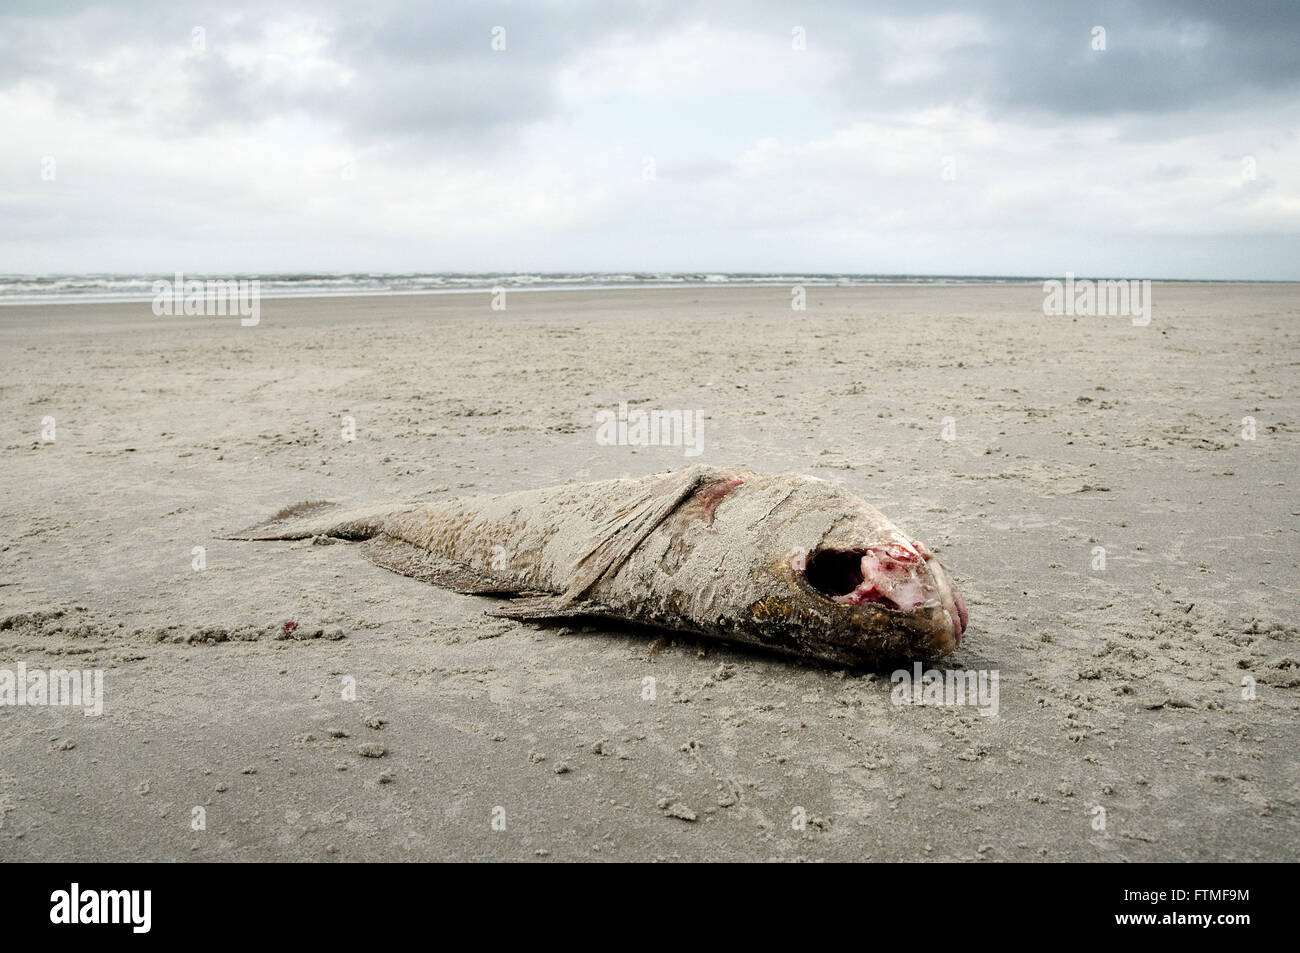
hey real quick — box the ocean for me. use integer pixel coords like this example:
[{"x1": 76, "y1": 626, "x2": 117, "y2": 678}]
[{"x1": 0, "y1": 272, "x2": 1037, "y2": 306}]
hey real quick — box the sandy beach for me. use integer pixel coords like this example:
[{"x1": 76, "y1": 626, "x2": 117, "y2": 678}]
[{"x1": 0, "y1": 282, "x2": 1296, "y2": 862}]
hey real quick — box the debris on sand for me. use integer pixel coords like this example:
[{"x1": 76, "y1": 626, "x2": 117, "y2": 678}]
[{"x1": 656, "y1": 797, "x2": 697, "y2": 822}]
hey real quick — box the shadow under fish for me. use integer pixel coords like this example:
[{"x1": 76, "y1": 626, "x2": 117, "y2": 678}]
[{"x1": 225, "y1": 466, "x2": 968, "y2": 668}]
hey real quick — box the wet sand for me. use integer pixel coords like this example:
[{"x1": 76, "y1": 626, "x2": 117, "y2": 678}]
[{"x1": 0, "y1": 282, "x2": 1296, "y2": 861}]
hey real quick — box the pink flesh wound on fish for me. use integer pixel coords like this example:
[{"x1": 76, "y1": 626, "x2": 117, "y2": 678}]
[
  {"x1": 696, "y1": 475, "x2": 745, "y2": 520},
  {"x1": 804, "y1": 542, "x2": 968, "y2": 639}
]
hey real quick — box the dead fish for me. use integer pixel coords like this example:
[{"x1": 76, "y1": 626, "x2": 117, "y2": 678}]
[{"x1": 225, "y1": 466, "x2": 968, "y2": 667}]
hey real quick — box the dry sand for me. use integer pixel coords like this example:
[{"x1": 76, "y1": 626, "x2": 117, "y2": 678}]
[{"x1": 0, "y1": 283, "x2": 1296, "y2": 861}]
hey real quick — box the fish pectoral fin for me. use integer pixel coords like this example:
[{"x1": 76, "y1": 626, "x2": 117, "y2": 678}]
[
  {"x1": 360, "y1": 536, "x2": 526, "y2": 595},
  {"x1": 566, "y1": 466, "x2": 735, "y2": 599},
  {"x1": 484, "y1": 595, "x2": 620, "y2": 623}
]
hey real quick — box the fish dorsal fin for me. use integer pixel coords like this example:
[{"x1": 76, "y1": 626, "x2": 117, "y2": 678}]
[{"x1": 563, "y1": 467, "x2": 728, "y2": 602}]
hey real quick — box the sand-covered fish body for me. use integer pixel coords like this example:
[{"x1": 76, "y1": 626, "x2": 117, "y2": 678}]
[{"x1": 228, "y1": 466, "x2": 968, "y2": 667}]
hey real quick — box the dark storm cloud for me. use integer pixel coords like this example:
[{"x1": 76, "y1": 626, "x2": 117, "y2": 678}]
[
  {"x1": 980, "y1": 0, "x2": 1300, "y2": 116},
  {"x1": 769, "y1": 0, "x2": 1300, "y2": 119}
]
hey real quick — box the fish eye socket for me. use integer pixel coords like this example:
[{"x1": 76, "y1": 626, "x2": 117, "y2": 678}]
[{"x1": 803, "y1": 548, "x2": 865, "y2": 598}]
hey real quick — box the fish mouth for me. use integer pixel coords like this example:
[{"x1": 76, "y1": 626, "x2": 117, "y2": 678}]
[{"x1": 803, "y1": 543, "x2": 968, "y2": 643}]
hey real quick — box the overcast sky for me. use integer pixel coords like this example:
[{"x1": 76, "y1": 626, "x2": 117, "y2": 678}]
[{"x1": 3, "y1": 0, "x2": 1298, "y2": 278}]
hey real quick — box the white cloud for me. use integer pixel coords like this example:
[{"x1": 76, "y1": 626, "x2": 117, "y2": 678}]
[{"x1": 1, "y1": 0, "x2": 1298, "y2": 277}]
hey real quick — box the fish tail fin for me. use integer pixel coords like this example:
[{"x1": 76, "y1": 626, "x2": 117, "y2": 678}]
[{"x1": 223, "y1": 501, "x2": 411, "y2": 541}]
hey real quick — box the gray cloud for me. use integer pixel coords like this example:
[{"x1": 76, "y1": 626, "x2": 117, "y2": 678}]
[
  {"x1": 1, "y1": 1, "x2": 690, "y2": 150},
  {"x1": 787, "y1": 0, "x2": 1300, "y2": 119},
  {"x1": 7, "y1": 0, "x2": 1300, "y2": 144}
]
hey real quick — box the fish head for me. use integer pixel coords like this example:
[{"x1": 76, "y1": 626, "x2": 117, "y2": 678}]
[
  {"x1": 747, "y1": 483, "x2": 968, "y2": 666},
  {"x1": 795, "y1": 538, "x2": 967, "y2": 659}
]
